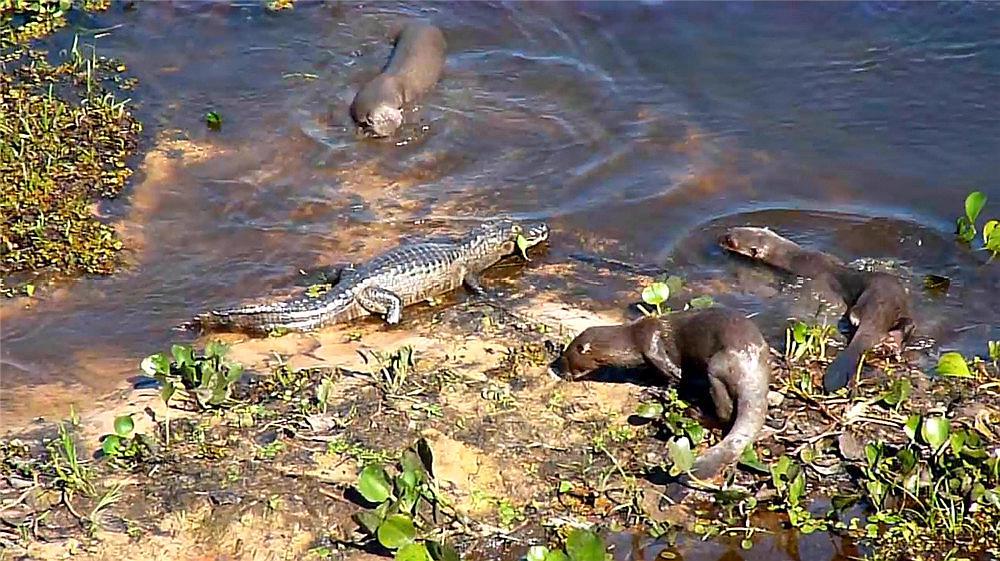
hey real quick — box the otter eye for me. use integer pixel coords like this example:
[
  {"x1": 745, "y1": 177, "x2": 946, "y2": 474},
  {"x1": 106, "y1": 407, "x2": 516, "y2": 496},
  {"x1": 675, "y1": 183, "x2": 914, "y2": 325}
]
[{"x1": 750, "y1": 246, "x2": 761, "y2": 258}]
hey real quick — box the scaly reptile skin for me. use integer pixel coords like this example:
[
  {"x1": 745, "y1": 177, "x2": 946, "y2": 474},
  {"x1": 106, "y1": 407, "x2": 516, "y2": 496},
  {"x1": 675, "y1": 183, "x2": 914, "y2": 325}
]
[{"x1": 191, "y1": 219, "x2": 549, "y2": 334}]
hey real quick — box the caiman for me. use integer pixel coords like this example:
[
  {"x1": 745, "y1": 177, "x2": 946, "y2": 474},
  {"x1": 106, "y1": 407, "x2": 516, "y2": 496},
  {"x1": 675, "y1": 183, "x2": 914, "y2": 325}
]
[{"x1": 187, "y1": 219, "x2": 550, "y2": 334}]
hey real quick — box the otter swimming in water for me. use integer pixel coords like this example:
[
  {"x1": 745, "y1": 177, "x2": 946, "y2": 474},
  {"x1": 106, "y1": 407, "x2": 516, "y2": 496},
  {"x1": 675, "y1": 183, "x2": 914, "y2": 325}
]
[
  {"x1": 718, "y1": 226, "x2": 913, "y2": 392},
  {"x1": 552, "y1": 308, "x2": 772, "y2": 482},
  {"x1": 350, "y1": 22, "x2": 446, "y2": 138}
]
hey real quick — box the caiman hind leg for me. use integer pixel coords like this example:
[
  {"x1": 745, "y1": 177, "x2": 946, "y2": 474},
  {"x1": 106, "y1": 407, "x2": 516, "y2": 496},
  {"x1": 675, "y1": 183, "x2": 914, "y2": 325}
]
[{"x1": 357, "y1": 286, "x2": 404, "y2": 325}]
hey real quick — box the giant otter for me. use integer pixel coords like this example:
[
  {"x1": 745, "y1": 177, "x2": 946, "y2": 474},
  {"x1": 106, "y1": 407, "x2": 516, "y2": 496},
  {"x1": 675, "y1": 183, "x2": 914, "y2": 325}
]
[
  {"x1": 552, "y1": 308, "x2": 772, "y2": 482},
  {"x1": 350, "y1": 22, "x2": 446, "y2": 138},
  {"x1": 718, "y1": 226, "x2": 913, "y2": 392}
]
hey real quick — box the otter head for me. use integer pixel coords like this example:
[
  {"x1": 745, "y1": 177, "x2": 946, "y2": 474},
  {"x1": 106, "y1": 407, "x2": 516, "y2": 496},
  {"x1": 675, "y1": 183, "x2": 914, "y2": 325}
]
[
  {"x1": 550, "y1": 325, "x2": 641, "y2": 380},
  {"x1": 350, "y1": 76, "x2": 405, "y2": 138},
  {"x1": 718, "y1": 226, "x2": 791, "y2": 263}
]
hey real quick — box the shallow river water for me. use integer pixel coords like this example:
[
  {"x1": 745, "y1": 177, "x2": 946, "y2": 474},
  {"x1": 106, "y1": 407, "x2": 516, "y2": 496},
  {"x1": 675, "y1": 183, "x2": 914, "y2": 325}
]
[{"x1": 1, "y1": 2, "x2": 999, "y2": 556}]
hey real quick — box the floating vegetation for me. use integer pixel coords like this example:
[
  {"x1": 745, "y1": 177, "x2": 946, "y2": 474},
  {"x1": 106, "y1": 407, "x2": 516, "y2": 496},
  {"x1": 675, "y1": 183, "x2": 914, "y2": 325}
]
[{"x1": 1, "y1": 2, "x2": 141, "y2": 296}]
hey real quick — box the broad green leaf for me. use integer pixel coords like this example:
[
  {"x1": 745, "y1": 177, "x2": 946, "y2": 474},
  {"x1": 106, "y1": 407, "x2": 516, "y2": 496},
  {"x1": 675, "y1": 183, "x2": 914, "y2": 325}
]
[
  {"x1": 936, "y1": 352, "x2": 972, "y2": 378},
  {"x1": 400, "y1": 449, "x2": 427, "y2": 484},
  {"x1": 204, "y1": 340, "x2": 228, "y2": 359},
  {"x1": 788, "y1": 472, "x2": 805, "y2": 505},
  {"x1": 641, "y1": 282, "x2": 670, "y2": 306},
  {"x1": 965, "y1": 191, "x2": 987, "y2": 223},
  {"x1": 113, "y1": 414, "x2": 134, "y2": 437},
  {"x1": 141, "y1": 353, "x2": 171, "y2": 376},
  {"x1": 160, "y1": 381, "x2": 176, "y2": 405},
  {"x1": 525, "y1": 546, "x2": 549, "y2": 561},
  {"x1": 558, "y1": 480, "x2": 573, "y2": 493},
  {"x1": 667, "y1": 437, "x2": 695, "y2": 476},
  {"x1": 426, "y1": 541, "x2": 461, "y2": 561},
  {"x1": 395, "y1": 543, "x2": 431, "y2": 561},
  {"x1": 880, "y1": 378, "x2": 911, "y2": 407},
  {"x1": 896, "y1": 448, "x2": 917, "y2": 474},
  {"x1": 904, "y1": 415, "x2": 921, "y2": 442},
  {"x1": 353, "y1": 509, "x2": 383, "y2": 535},
  {"x1": 102, "y1": 435, "x2": 122, "y2": 457},
  {"x1": 921, "y1": 416, "x2": 950, "y2": 450},
  {"x1": 663, "y1": 275, "x2": 684, "y2": 296},
  {"x1": 358, "y1": 464, "x2": 392, "y2": 503},
  {"x1": 544, "y1": 552, "x2": 570, "y2": 561},
  {"x1": 792, "y1": 322, "x2": 808, "y2": 345},
  {"x1": 565, "y1": 529, "x2": 605, "y2": 561},
  {"x1": 515, "y1": 234, "x2": 531, "y2": 260},
  {"x1": 635, "y1": 402, "x2": 664, "y2": 419},
  {"x1": 984, "y1": 220, "x2": 999, "y2": 244},
  {"x1": 377, "y1": 514, "x2": 416, "y2": 549},
  {"x1": 956, "y1": 217, "x2": 976, "y2": 243},
  {"x1": 687, "y1": 295, "x2": 715, "y2": 309},
  {"x1": 950, "y1": 429, "x2": 967, "y2": 456},
  {"x1": 205, "y1": 111, "x2": 222, "y2": 130},
  {"x1": 738, "y1": 445, "x2": 769, "y2": 474},
  {"x1": 171, "y1": 344, "x2": 194, "y2": 368},
  {"x1": 864, "y1": 443, "x2": 881, "y2": 466},
  {"x1": 24, "y1": 284, "x2": 35, "y2": 297}
]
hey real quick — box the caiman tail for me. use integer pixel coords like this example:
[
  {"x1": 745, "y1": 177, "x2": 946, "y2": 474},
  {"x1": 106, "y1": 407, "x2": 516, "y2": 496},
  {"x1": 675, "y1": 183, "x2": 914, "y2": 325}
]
[
  {"x1": 688, "y1": 347, "x2": 770, "y2": 481},
  {"x1": 188, "y1": 292, "x2": 354, "y2": 335},
  {"x1": 823, "y1": 324, "x2": 881, "y2": 392}
]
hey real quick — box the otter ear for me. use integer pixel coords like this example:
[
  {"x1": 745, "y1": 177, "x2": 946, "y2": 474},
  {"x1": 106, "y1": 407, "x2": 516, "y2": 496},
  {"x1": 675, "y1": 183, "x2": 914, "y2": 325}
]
[{"x1": 580, "y1": 342, "x2": 591, "y2": 354}]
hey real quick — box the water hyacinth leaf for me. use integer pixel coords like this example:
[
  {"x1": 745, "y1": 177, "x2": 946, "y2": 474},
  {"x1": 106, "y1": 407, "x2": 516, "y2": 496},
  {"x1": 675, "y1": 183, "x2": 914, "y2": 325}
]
[
  {"x1": 353, "y1": 509, "x2": 383, "y2": 535},
  {"x1": 896, "y1": 448, "x2": 917, "y2": 474},
  {"x1": 141, "y1": 353, "x2": 170, "y2": 376},
  {"x1": 788, "y1": 471, "x2": 806, "y2": 505},
  {"x1": 641, "y1": 282, "x2": 670, "y2": 306},
  {"x1": 965, "y1": 191, "x2": 987, "y2": 224},
  {"x1": 792, "y1": 322, "x2": 808, "y2": 344},
  {"x1": 395, "y1": 543, "x2": 431, "y2": 561},
  {"x1": 526, "y1": 546, "x2": 549, "y2": 561},
  {"x1": 904, "y1": 415, "x2": 921, "y2": 442},
  {"x1": 515, "y1": 234, "x2": 531, "y2": 260},
  {"x1": 687, "y1": 295, "x2": 715, "y2": 309},
  {"x1": 101, "y1": 434, "x2": 122, "y2": 456},
  {"x1": 880, "y1": 378, "x2": 911, "y2": 407},
  {"x1": 950, "y1": 430, "x2": 967, "y2": 456},
  {"x1": 936, "y1": 352, "x2": 972, "y2": 378},
  {"x1": 635, "y1": 402, "x2": 664, "y2": 419},
  {"x1": 358, "y1": 464, "x2": 392, "y2": 503},
  {"x1": 400, "y1": 449, "x2": 427, "y2": 483},
  {"x1": 160, "y1": 381, "x2": 176, "y2": 405},
  {"x1": 667, "y1": 437, "x2": 695, "y2": 476},
  {"x1": 921, "y1": 416, "x2": 950, "y2": 450},
  {"x1": 205, "y1": 111, "x2": 222, "y2": 130},
  {"x1": 565, "y1": 528, "x2": 605, "y2": 561},
  {"x1": 558, "y1": 480, "x2": 573, "y2": 493},
  {"x1": 738, "y1": 445, "x2": 769, "y2": 474},
  {"x1": 113, "y1": 414, "x2": 134, "y2": 437},
  {"x1": 663, "y1": 275, "x2": 684, "y2": 296},
  {"x1": 544, "y1": 552, "x2": 570, "y2": 561},
  {"x1": 377, "y1": 514, "x2": 416, "y2": 549},
  {"x1": 171, "y1": 344, "x2": 194, "y2": 368},
  {"x1": 426, "y1": 541, "x2": 461, "y2": 561}
]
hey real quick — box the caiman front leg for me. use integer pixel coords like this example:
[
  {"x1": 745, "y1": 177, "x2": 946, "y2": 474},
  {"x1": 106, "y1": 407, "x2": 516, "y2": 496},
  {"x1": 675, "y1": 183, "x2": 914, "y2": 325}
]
[
  {"x1": 357, "y1": 286, "x2": 404, "y2": 325},
  {"x1": 462, "y1": 272, "x2": 487, "y2": 297}
]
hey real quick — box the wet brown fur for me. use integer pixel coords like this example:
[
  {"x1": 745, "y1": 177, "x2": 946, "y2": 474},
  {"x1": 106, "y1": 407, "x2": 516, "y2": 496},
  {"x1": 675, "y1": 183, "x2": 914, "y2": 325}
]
[
  {"x1": 351, "y1": 22, "x2": 446, "y2": 137},
  {"x1": 553, "y1": 308, "x2": 772, "y2": 482},
  {"x1": 718, "y1": 227, "x2": 912, "y2": 392}
]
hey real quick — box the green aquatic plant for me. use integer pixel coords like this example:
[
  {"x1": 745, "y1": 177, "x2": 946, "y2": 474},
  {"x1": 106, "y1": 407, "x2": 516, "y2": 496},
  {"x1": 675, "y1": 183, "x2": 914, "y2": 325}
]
[
  {"x1": 360, "y1": 345, "x2": 416, "y2": 396},
  {"x1": 936, "y1": 351, "x2": 972, "y2": 378},
  {"x1": 638, "y1": 281, "x2": 670, "y2": 316},
  {"x1": 47, "y1": 420, "x2": 94, "y2": 496},
  {"x1": 956, "y1": 191, "x2": 986, "y2": 243},
  {"x1": 784, "y1": 320, "x2": 836, "y2": 362},
  {"x1": 524, "y1": 529, "x2": 608, "y2": 561},
  {"x1": 205, "y1": 110, "x2": 222, "y2": 130},
  {"x1": 141, "y1": 341, "x2": 244, "y2": 410},
  {"x1": 353, "y1": 439, "x2": 460, "y2": 561},
  {"x1": 99, "y1": 414, "x2": 154, "y2": 468}
]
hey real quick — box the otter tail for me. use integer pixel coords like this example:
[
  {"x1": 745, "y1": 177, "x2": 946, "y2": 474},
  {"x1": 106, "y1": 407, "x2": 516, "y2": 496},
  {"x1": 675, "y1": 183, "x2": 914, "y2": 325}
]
[
  {"x1": 823, "y1": 325, "x2": 882, "y2": 392},
  {"x1": 688, "y1": 348, "x2": 770, "y2": 481}
]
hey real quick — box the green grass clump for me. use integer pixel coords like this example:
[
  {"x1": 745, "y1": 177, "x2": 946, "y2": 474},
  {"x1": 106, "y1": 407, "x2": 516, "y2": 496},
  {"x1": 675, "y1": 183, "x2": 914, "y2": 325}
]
[{"x1": 1, "y1": 4, "x2": 141, "y2": 295}]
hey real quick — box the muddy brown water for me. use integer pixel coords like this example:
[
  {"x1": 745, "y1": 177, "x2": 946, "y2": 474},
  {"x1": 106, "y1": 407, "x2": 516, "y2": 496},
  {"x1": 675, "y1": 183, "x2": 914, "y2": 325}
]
[{"x1": 1, "y1": 2, "x2": 999, "y2": 558}]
